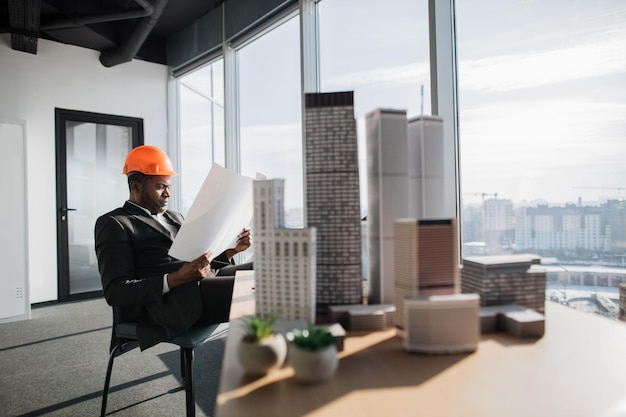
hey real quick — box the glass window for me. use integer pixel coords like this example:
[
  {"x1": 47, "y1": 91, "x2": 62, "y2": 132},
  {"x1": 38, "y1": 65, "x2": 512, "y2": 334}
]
[
  {"x1": 178, "y1": 59, "x2": 225, "y2": 215},
  {"x1": 238, "y1": 16, "x2": 303, "y2": 227},
  {"x1": 319, "y1": 0, "x2": 431, "y2": 216},
  {"x1": 456, "y1": 0, "x2": 626, "y2": 318}
]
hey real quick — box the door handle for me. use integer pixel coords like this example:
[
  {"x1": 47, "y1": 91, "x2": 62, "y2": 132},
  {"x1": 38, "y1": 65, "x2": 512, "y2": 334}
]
[{"x1": 60, "y1": 207, "x2": 76, "y2": 221}]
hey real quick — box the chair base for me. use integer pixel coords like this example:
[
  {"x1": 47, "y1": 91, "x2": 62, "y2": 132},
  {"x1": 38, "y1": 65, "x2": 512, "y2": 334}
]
[{"x1": 100, "y1": 323, "x2": 228, "y2": 417}]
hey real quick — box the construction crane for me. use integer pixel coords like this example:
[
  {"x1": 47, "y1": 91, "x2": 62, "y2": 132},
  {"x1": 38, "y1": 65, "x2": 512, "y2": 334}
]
[{"x1": 463, "y1": 192, "x2": 498, "y2": 202}]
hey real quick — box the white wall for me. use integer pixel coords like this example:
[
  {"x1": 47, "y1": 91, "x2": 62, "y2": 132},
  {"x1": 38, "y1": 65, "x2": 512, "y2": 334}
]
[{"x1": 0, "y1": 34, "x2": 170, "y2": 303}]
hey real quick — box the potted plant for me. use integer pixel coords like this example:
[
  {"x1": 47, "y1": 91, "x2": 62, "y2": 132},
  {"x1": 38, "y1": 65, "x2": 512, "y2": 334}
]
[
  {"x1": 237, "y1": 314, "x2": 287, "y2": 377},
  {"x1": 287, "y1": 326, "x2": 338, "y2": 383}
]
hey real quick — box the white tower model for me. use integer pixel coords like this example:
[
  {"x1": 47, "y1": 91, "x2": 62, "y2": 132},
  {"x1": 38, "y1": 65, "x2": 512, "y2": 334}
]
[
  {"x1": 253, "y1": 179, "x2": 317, "y2": 323},
  {"x1": 407, "y1": 115, "x2": 454, "y2": 219},
  {"x1": 366, "y1": 108, "x2": 410, "y2": 304},
  {"x1": 367, "y1": 109, "x2": 457, "y2": 306}
]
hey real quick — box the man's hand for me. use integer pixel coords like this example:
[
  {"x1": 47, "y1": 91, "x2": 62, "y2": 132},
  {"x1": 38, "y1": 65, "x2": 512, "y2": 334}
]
[
  {"x1": 167, "y1": 250, "x2": 214, "y2": 289},
  {"x1": 234, "y1": 227, "x2": 252, "y2": 254},
  {"x1": 224, "y1": 227, "x2": 252, "y2": 260}
]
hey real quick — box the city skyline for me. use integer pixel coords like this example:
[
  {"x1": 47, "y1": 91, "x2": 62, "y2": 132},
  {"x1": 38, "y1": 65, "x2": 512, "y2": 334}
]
[
  {"x1": 180, "y1": 0, "x2": 626, "y2": 217},
  {"x1": 340, "y1": 0, "x2": 626, "y2": 208}
]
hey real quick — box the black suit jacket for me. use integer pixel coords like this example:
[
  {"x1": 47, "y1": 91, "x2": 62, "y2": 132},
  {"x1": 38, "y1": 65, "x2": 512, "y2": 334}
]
[{"x1": 94, "y1": 201, "x2": 232, "y2": 350}]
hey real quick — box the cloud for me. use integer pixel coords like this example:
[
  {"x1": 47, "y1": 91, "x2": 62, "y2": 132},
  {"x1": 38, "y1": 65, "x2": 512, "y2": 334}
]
[
  {"x1": 322, "y1": 26, "x2": 626, "y2": 96},
  {"x1": 459, "y1": 27, "x2": 626, "y2": 93},
  {"x1": 460, "y1": 98, "x2": 626, "y2": 203},
  {"x1": 323, "y1": 62, "x2": 430, "y2": 90}
]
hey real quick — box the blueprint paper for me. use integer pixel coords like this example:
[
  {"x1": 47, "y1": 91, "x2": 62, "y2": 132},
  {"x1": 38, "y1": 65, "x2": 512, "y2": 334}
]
[{"x1": 168, "y1": 164, "x2": 253, "y2": 262}]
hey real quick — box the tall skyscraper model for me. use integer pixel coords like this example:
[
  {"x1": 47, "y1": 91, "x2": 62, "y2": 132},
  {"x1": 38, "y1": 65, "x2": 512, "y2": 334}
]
[
  {"x1": 407, "y1": 115, "x2": 454, "y2": 220},
  {"x1": 367, "y1": 110, "x2": 458, "y2": 308},
  {"x1": 304, "y1": 92, "x2": 362, "y2": 309},
  {"x1": 253, "y1": 179, "x2": 317, "y2": 323},
  {"x1": 366, "y1": 109, "x2": 410, "y2": 304}
]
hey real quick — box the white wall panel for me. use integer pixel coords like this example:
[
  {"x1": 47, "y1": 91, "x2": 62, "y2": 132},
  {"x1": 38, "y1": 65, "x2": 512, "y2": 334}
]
[
  {"x1": 0, "y1": 35, "x2": 169, "y2": 303},
  {"x1": 0, "y1": 119, "x2": 29, "y2": 322}
]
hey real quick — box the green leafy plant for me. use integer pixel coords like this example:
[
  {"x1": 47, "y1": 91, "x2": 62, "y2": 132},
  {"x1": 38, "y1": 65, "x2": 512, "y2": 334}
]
[
  {"x1": 288, "y1": 326, "x2": 337, "y2": 351},
  {"x1": 242, "y1": 314, "x2": 277, "y2": 342}
]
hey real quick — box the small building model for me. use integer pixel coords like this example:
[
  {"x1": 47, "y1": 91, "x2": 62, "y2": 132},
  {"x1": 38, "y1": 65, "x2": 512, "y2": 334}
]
[{"x1": 253, "y1": 179, "x2": 317, "y2": 323}]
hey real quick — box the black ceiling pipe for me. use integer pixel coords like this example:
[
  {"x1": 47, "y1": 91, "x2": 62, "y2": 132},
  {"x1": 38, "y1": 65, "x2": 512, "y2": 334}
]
[
  {"x1": 40, "y1": 0, "x2": 154, "y2": 31},
  {"x1": 1, "y1": 1, "x2": 155, "y2": 44},
  {"x1": 99, "y1": 0, "x2": 169, "y2": 67}
]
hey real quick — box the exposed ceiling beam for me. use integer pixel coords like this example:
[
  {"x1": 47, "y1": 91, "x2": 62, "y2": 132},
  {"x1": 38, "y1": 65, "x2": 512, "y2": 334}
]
[
  {"x1": 8, "y1": 0, "x2": 41, "y2": 54},
  {"x1": 40, "y1": 0, "x2": 154, "y2": 31}
]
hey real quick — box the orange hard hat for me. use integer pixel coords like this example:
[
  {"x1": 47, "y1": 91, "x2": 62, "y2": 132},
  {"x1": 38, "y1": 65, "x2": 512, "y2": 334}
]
[{"x1": 122, "y1": 145, "x2": 178, "y2": 176}]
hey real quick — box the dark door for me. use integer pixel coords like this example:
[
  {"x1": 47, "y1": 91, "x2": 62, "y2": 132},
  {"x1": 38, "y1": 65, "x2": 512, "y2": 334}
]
[{"x1": 56, "y1": 109, "x2": 143, "y2": 302}]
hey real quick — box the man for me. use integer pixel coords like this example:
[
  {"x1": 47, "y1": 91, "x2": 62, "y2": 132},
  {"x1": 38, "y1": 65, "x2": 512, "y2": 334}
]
[{"x1": 95, "y1": 145, "x2": 251, "y2": 350}]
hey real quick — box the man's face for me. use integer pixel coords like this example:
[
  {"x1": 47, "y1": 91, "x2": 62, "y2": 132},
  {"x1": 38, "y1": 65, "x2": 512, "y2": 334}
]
[{"x1": 137, "y1": 175, "x2": 172, "y2": 215}]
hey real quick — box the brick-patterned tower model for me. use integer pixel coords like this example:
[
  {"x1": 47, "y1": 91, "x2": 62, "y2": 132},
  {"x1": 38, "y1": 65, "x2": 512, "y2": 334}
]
[
  {"x1": 253, "y1": 179, "x2": 317, "y2": 323},
  {"x1": 366, "y1": 109, "x2": 409, "y2": 304},
  {"x1": 305, "y1": 92, "x2": 362, "y2": 309},
  {"x1": 461, "y1": 254, "x2": 546, "y2": 314},
  {"x1": 394, "y1": 219, "x2": 459, "y2": 327}
]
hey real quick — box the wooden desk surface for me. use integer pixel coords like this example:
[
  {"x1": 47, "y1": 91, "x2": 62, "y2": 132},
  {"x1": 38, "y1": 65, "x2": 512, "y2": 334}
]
[
  {"x1": 228, "y1": 270, "x2": 255, "y2": 319},
  {"x1": 220, "y1": 273, "x2": 626, "y2": 417}
]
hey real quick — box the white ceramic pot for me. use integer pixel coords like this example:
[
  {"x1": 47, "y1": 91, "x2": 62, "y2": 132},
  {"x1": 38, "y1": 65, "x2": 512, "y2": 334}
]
[
  {"x1": 288, "y1": 344, "x2": 338, "y2": 383},
  {"x1": 237, "y1": 333, "x2": 287, "y2": 377}
]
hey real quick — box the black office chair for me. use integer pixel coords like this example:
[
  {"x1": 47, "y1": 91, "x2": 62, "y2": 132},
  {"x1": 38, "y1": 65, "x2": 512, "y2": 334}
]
[
  {"x1": 101, "y1": 277, "x2": 235, "y2": 417},
  {"x1": 100, "y1": 309, "x2": 229, "y2": 417}
]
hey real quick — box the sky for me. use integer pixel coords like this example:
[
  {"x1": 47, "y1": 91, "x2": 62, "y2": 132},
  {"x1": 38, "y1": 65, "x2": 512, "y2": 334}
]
[
  {"x1": 180, "y1": 0, "x2": 626, "y2": 215},
  {"x1": 319, "y1": 0, "x2": 626, "y2": 208},
  {"x1": 455, "y1": 0, "x2": 626, "y2": 206}
]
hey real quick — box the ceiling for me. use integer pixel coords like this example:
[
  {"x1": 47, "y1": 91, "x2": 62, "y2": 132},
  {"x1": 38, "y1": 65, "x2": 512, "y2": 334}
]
[{"x1": 0, "y1": 0, "x2": 224, "y2": 66}]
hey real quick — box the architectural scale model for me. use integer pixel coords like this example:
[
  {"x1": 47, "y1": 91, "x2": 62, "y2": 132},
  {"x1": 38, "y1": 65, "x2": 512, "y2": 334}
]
[
  {"x1": 359, "y1": 106, "x2": 547, "y2": 338},
  {"x1": 253, "y1": 178, "x2": 317, "y2": 323},
  {"x1": 407, "y1": 115, "x2": 454, "y2": 220},
  {"x1": 393, "y1": 218, "x2": 459, "y2": 328},
  {"x1": 366, "y1": 108, "x2": 409, "y2": 305},
  {"x1": 304, "y1": 91, "x2": 362, "y2": 309},
  {"x1": 366, "y1": 109, "x2": 455, "y2": 307},
  {"x1": 461, "y1": 254, "x2": 546, "y2": 314},
  {"x1": 403, "y1": 293, "x2": 480, "y2": 354}
]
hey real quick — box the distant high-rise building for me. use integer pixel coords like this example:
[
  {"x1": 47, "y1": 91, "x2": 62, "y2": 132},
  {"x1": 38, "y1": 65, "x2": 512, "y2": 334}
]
[
  {"x1": 602, "y1": 200, "x2": 626, "y2": 248},
  {"x1": 304, "y1": 91, "x2": 362, "y2": 308},
  {"x1": 394, "y1": 218, "x2": 459, "y2": 327},
  {"x1": 483, "y1": 198, "x2": 515, "y2": 250},
  {"x1": 461, "y1": 204, "x2": 485, "y2": 257},
  {"x1": 253, "y1": 179, "x2": 317, "y2": 323},
  {"x1": 514, "y1": 204, "x2": 608, "y2": 251}
]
